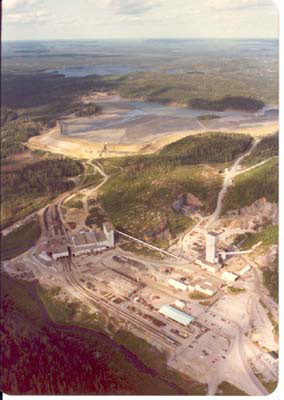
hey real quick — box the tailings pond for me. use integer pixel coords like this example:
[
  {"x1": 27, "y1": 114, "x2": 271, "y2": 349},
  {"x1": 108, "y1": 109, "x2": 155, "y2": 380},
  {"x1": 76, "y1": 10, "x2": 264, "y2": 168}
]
[{"x1": 61, "y1": 94, "x2": 278, "y2": 144}]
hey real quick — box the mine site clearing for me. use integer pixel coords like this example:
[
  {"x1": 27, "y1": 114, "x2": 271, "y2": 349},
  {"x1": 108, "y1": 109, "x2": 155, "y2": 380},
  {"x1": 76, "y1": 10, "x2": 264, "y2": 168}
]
[
  {"x1": 3, "y1": 196, "x2": 278, "y2": 396},
  {"x1": 5, "y1": 111, "x2": 278, "y2": 395}
]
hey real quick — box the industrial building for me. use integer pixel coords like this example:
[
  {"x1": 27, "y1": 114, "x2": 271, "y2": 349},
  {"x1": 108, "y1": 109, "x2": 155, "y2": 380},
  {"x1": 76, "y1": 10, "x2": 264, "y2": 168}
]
[
  {"x1": 69, "y1": 230, "x2": 109, "y2": 256},
  {"x1": 175, "y1": 300, "x2": 186, "y2": 309},
  {"x1": 206, "y1": 231, "x2": 218, "y2": 264},
  {"x1": 238, "y1": 265, "x2": 251, "y2": 276},
  {"x1": 52, "y1": 244, "x2": 69, "y2": 260},
  {"x1": 159, "y1": 305, "x2": 195, "y2": 326},
  {"x1": 168, "y1": 278, "x2": 188, "y2": 291},
  {"x1": 50, "y1": 222, "x2": 115, "y2": 259},
  {"x1": 221, "y1": 271, "x2": 239, "y2": 282},
  {"x1": 195, "y1": 231, "x2": 221, "y2": 274},
  {"x1": 188, "y1": 278, "x2": 219, "y2": 297},
  {"x1": 195, "y1": 258, "x2": 222, "y2": 273},
  {"x1": 103, "y1": 222, "x2": 115, "y2": 247}
]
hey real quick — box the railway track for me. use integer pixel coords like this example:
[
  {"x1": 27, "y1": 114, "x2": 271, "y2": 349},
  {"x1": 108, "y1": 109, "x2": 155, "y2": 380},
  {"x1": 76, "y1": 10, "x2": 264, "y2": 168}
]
[{"x1": 62, "y1": 258, "x2": 178, "y2": 350}]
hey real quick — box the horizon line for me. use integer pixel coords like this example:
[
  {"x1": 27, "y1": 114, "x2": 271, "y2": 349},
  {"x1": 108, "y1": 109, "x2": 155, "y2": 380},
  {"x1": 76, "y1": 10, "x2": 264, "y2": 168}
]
[{"x1": 2, "y1": 37, "x2": 279, "y2": 42}]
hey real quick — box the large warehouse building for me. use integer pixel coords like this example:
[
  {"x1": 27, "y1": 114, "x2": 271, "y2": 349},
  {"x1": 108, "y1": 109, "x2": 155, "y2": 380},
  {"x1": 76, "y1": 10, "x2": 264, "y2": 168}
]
[{"x1": 159, "y1": 305, "x2": 195, "y2": 326}]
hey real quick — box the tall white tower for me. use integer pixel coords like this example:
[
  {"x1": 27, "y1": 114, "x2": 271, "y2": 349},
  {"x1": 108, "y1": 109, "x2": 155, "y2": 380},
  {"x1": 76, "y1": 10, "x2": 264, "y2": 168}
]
[
  {"x1": 206, "y1": 232, "x2": 218, "y2": 264},
  {"x1": 103, "y1": 222, "x2": 114, "y2": 247}
]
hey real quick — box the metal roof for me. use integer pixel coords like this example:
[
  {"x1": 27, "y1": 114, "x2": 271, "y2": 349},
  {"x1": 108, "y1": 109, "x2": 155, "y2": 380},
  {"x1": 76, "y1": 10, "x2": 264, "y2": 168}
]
[
  {"x1": 84, "y1": 232, "x2": 97, "y2": 244},
  {"x1": 159, "y1": 305, "x2": 194, "y2": 326},
  {"x1": 95, "y1": 231, "x2": 107, "y2": 242},
  {"x1": 52, "y1": 245, "x2": 69, "y2": 254},
  {"x1": 207, "y1": 231, "x2": 219, "y2": 237}
]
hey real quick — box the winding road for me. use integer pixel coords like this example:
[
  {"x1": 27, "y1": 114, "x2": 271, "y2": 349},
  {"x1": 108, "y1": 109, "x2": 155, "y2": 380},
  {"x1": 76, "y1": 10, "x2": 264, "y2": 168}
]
[{"x1": 206, "y1": 139, "x2": 260, "y2": 230}]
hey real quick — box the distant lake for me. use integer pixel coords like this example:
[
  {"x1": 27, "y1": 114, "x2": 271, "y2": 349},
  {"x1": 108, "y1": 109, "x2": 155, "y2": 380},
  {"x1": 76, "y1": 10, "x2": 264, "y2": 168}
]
[{"x1": 48, "y1": 64, "x2": 159, "y2": 77}]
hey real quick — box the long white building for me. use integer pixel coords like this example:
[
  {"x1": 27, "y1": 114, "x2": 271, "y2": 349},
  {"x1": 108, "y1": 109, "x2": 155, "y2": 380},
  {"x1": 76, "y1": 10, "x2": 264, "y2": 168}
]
[
  {"x1": 159, "y1": 305, "x2": 195, "y2": 326},
  {"x1": 168, "y1": 278, "x2": 188, "y2": 291}
]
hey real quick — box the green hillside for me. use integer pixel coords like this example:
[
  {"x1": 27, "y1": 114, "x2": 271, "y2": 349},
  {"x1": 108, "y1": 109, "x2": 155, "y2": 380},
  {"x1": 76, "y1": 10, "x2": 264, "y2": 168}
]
[
  {"x1": 1, "y1": 158, "x2": 84, "y2": 229},
  {"x1": 115, "y1": 71, "x2": 269, "y2": 109},
  {"x1": 99, "y1": 133, "x2": 258, "y2": 248},
  {"x1": 242, "y1": 133, "x2": 278, "y2": 166},
  {"x1": 100, "y1": 159, "x2": 222, "y2": 247},
  {"x1": 160, "y1": 132, "x2": 252, "y2": 163},
  {"x1": 222, "y1": 158, "x2": 278, "y2": 214}
]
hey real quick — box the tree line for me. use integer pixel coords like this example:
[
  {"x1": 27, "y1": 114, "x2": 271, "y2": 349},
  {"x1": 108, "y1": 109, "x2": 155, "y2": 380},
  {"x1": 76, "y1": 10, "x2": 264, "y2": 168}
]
[
  {"x1": 2, "y1": 159, "x2": 84, "y2": 198},
  {"x1": 1, "y1": 274, "x2": 186, "y2": 395}
]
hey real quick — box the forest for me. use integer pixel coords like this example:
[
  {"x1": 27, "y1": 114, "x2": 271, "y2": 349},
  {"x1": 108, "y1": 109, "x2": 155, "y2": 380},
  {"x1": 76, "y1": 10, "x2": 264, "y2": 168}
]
[
  {"x1": 1, "y1": 158, "x2": 84, "y2": 229},
  {"x1": 263, "y1": 256, "x2": 278, "y2": 304},
  {"x1": 1, "y1": 107, "x2": 18, "y2": 126},
  {"x1": 242, "y1": 132, "x2": 278, "y2": 166},
  {"x1": 188, "y1": 96, "x2": 264, "y2": 112},
  {"x1": 99, "y1": 133, "x2": 256, "y2": 246},
  {"x1": 3, "y1": 159, "x2": 83, "y2": 198},
  {"x1": 115, "y1": 71, "x2": 273, "y2": 108},
  {"x1": 159, "y1": 132, "x2": 252, "y2": 163},
  {"x1": 1, "y1": 218, "x2": 41, "y2": 261},
  {"x1": 1, "y1": 117, "x2": 41, "y2": 159},
  {"x1": 1, "y1": 273, "x2": 205, "y2": 395},
  {"x1": 222, "y1": 158, "x2": 278, "y2": 214},
  {"x1": 1, "y1": 72, "x2": 109, "y2": 126},
  {"x1": 100, "y1": 162, "x2": 221, "y2": 247}
]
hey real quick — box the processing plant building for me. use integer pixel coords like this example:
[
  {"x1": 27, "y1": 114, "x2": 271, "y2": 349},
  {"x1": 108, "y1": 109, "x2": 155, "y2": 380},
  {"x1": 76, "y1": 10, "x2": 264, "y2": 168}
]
[
  {"x1": 159, "y1": 304, "x2": 195, "y2": 326},
  {"x1": 50, "y1": 222, "x2": 114, "y2": 259},
  {"x1": 206, "y1": 231, "x2": 218, "y2": 263}
]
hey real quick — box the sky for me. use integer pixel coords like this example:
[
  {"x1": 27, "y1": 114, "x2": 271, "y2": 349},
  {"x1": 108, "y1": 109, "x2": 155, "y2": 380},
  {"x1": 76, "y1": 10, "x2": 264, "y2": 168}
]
[{"x1": 2, "y1": 0, "x2": 279, "y2": 41}]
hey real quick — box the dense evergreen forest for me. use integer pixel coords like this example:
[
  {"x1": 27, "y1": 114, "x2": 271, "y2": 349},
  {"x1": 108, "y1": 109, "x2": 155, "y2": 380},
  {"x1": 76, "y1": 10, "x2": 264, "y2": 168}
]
[
  {"x1": 1, "y1": 219, "x2": 42, "y2": 261},
  {"x1": 1, "y1": 73, "x2": 110, "y2": 135},
  {"x1": 222, "y1": 158, "x2": 278, "y2": 214},
  {"x1": 115, "y1": 71, "x2": 270, "y2": 109},
  {"x1": 1, "y1": 117, "x2": 40, "y2": 159},
  {"x1": 3, "y1": 159, "x2": 83, "y2": 198},
  {"x1": 188, "y1": 96, "x2": 264, "y2": 111},
  {"x1": 160, "y1": 132, "x2": 252, "y2": 163},
  {"x1": 1, "y1": 158, "x2": 84, "y2": 229},
  {"x1": 1, "y1": 73, "x2": 106, "y2": 111},
  {"x1": 242, "y1": 132, "x2": 278, "y2": 166},
  {"x1": 1, "y1": 274, "x2": 204, "y2": 395}
]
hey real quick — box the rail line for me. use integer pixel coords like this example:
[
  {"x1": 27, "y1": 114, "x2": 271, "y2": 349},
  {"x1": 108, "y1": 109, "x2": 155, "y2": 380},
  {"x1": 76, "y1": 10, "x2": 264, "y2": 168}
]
[{"x1": 62, "y1": 258, "x2": 179, "y2": 350}]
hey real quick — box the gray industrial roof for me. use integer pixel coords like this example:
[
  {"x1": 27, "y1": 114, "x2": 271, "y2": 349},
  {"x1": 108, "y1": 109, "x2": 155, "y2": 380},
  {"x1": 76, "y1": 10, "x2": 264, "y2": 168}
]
[
  {"x1": 95, "y1": 231, "x2": 107, "y2": 242},
  {"x1": 53, "y1": 245, "x2": 69, "y2": 254},
  {"x1": 85, "y1": 232, "x2": 97, "y2": 244}
]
